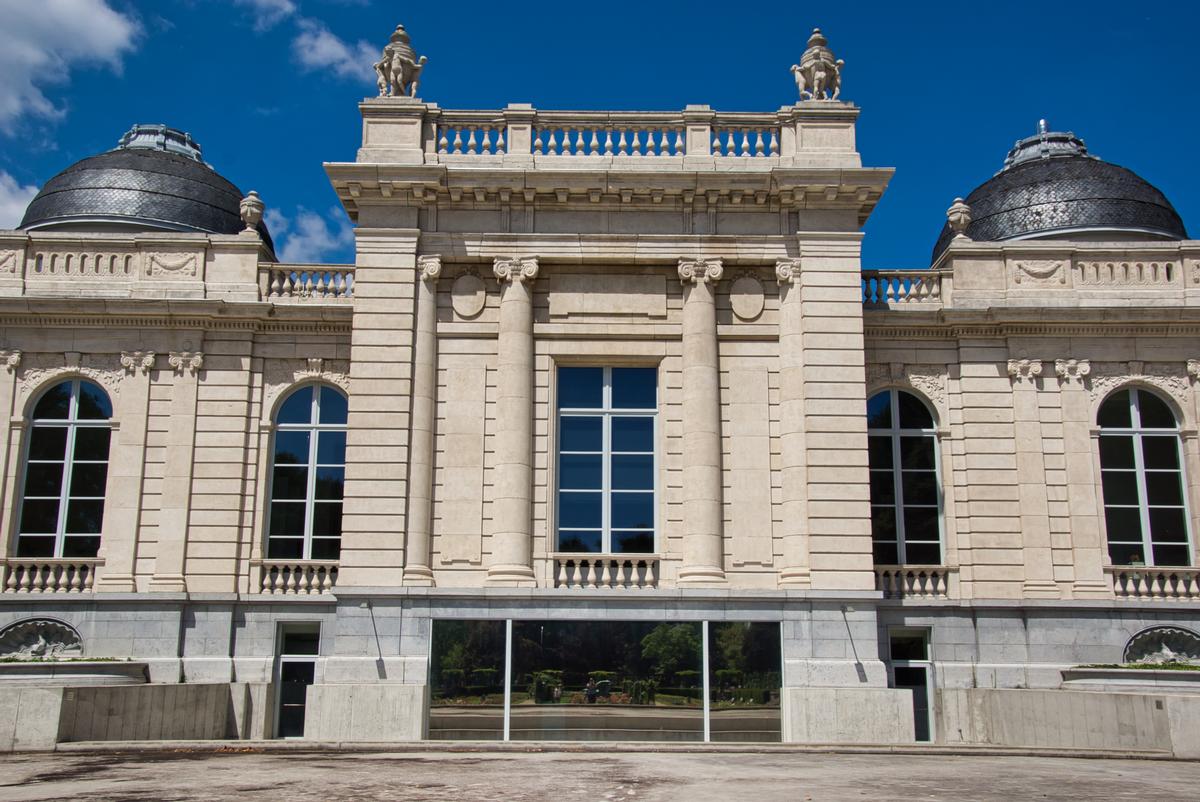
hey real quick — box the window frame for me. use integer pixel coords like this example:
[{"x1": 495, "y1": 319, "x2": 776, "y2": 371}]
[
  {"x1": 16, "y1": 378, "x2": 113, "y2": 559},
  {"x1": 554, "y1": 366, "x2": 658, "y2": 555},
  {"x1": 1097, "y1": 387, "x2": 1193, "y2": 567},
  {"x1": 867, "y1": 388, "x2": 944, "y2": 566},
  {"x1": 266, "y1": 383, "x2": 348, "y2": 561}
]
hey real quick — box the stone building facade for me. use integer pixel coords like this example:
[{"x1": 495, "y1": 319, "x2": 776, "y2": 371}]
[{"x1": 0, "y1": 28, "x2": 1197, "y2": 751}]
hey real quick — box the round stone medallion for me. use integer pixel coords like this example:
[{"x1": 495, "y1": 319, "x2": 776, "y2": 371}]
[
  {"x1": 730, "y1": 275, "x2": 765, "y2": 321},
  {"x1": 451, "y1": 274, "x2": 486, "y2": 318}
]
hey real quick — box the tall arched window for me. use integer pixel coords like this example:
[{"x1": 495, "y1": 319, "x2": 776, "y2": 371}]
[
  {"x1": 867, "y1": 389, "x2": 942, "y2": 565},
  {"x1": 1098, "y1": 388, "x2": 1192, "y2": 566},
  {"x1": 17, "y1": 379, "x2": 113, "y2": 558},
  {"x1": 268, "y1": 384, "x2": 348, "y2": 561}
]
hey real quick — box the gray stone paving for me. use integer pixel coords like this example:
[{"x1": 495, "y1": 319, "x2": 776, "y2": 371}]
[{"x1": 0, "y1": 749, "x2": 1198, "y2": 801}]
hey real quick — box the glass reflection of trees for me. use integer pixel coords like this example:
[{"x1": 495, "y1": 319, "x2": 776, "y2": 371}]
[{"x1": 707, "y1": 622, "x2": 782, "y2": 742}]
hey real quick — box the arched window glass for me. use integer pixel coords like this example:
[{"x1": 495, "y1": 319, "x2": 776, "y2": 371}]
[
  {"x1": 268, "y1": 385, "x2": 348, "y2": 560},
  {"x1": 867, "y1": 389, "x2": 942, "y2": 565},
  {"x1": 1098, "y1": 388, "x2": 1191, "y2": 566},
  {"x1": 17, "y1": 380, "x2": 113, "y2": 558}
]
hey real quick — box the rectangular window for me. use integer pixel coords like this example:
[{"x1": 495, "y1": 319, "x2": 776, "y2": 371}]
[{"x1": 556, "y1": 366, "x2": 656, "y2": 554}]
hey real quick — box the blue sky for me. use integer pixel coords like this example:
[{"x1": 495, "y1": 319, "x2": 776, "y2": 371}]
[{"x1": 0, "y1": 0, "x2": 1196, "y2": 267}]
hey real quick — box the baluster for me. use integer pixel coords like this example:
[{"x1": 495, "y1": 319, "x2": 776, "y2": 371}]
[
  {"x1": 466, "y1": 127, "x2": 478, "y2": 155},
  {"x1": 740, "y1": 128, "x2": 751, "y2": 156},
  {"x1": 712, "y1": 133, "x2": 721, "y2": 156},
  {"x1": 589, "y1": 128, "x2": 600, "y2": 155},
  {"x1": 533, "y1": 128, "x2": 544, "y2": 155},
  {"x1": 574, "y1": 128, "x2": 586, "y2": 155},
  {"x1": 555, "y1": 560, "x2": 566, "y2": 588},
  {"x1": 617, "y1": 129, "x2": 628, "y2": 155},
  {"x1": 3, "y1": 567, "x2": 14, "y2": 592},
  {"x1": 18, "y1": 566, "x2": 31, "y2": 593},
  {"x1": 452, "y1": 129, "x2": 463, "y2": 154},
  {"x1": 754, "y1": 129, "x2": 765, "y2": 156},
  {"x1": 600, "y1": 129, "x2": 611, "y2": 155},
  {"x1": 69, "y1": 565, "x2": 82, "y2": 592},
  {"x1": 272, "y1": 567, "x2": 285, "y2": 594},
  {"x1": 769, "y1": 129, "x2": 780, "y2": 156},
  {"x1": 438, "y1": 128, "x2": 449, "y2": 154},
  {"x1": 629, "y1": 129, "x2": 641, "y2": 156}
]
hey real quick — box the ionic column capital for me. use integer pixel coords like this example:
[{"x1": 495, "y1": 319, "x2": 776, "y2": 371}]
[
  {"x1": 493, "y1": 256, "x2": 539, "y2": 284},
  {"x1": 1055, "y1": 358, "x2": 1092, "y2": 384},
  {"x1": 169, "y1": 351, "x2": 204, "y2": 375},
  {"x1": 678, "y1": 257, "x2": 723, "y2": 285},
  {"x1": 120, "y1": 351, "x2": 155, "y2": 375},
  {"x1": 775, "y1": 258, "x2": 801, "y2": 286},
  {"x1": 417, "y1": 254, "x2": 442, "y2": 283},
  {"x1": 1006, "y1": 358, "x2": 1043, "y2": 384}
]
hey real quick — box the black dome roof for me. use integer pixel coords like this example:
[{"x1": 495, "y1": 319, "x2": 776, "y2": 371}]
[
  {"x1": 932, "y1": 124, "x2": 1186, "y2": 263},
  {"x1": 19, "y1": 124, "x2": 273, "y2": 255}
]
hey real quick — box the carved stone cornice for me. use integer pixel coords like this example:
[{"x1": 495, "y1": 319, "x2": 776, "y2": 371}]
[
  {"x1": 1054, "y1": 358, "x2": 1091, "y2": 384},
  {"x1": 168, "y1": 351, "x2": 204, "y2": 375},
  {"x1": 417, "y1": 254, "x2": 442, "y2": 283},
  {"x1": 678, "y1": 257, "x2": 723, "y2": 285},
  {"x1": 120, "y1": 351, "x2": 155, "y2": 375},
  {"x1": 0, "y1": 349, "x2": 21, "y2": 372},
  {"x1": 775, "y1": 258, "x2": 801, "y2": 286},
  {"x1": 1006, "y1": 358, "x2": 1043, "y2": 383},
  {"x1": 493, "y1": 256, "x2": 539, "y2": 284}
]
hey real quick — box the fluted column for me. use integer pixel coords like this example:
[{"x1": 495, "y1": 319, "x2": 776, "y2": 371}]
[
  {"x1": 486, "y1": 256, "x2": 538, "y2": 586},
  {"x1": 677, "y1": 258, "x2": 727, "y2": 585},
  {"x1": 775, "y1": 259, "x2": 810, "y2": 586},
  {"x1": 404, "y1": 255, "x2": 441, "y2": 585}
]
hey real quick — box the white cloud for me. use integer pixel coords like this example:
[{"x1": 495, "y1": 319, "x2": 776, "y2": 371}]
[
  {"x1": 292, "y1": 18, "x2": 376, "y2": 81},
  {"x1": 0, "y1": 171, "x2": 39, "y2": 229},
  {"x1": 232, "y1": 0, "x2": 296, "y2": 31},
  {"x1": 268, "y1": 206, "x2": 355, "y2": 263},
  {"x1": 0, "y1": 0, "x2": 140, "y2": 133}
]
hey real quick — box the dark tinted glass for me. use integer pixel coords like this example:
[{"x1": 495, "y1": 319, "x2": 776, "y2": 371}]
[
  {"x1": 897, "y1": 392, "x2": 933, "y2": 429},
  {"x1": 277, "y1": 386, "x2": 314, "y2": 424},
  {"x1": 74, "y1": 427, "x2": 111, "y2": 461},
  {"x1": 64, "y1": 500, "x2": 103, "y2": 534},
  {"x1": 1097, "y1": 391, "x2": 1131, "y2": 428},
  {"x1": 310, "y1": 537, "x2": 341, "y2": 559},
  {"x1": 27, "y1": 427, "x2": 67, "y2": 460},
  {"x1": 890, "y1": 634, "x2": 928, "y2": 661},
  {"x1": 1108, "y1": 540, "x2": 1145, "y2": 565},
  {"x1": 429, "y1": 620, "x2": 506, "y2": 741},
  {"x1": 32, "y1": 383, "x2": 71, "y2": 419},
  {"x1": 1101, "y1": 471, "x2": 1139, "y2": 506},
  {"x1": 282, "y1": 631, "x2": 320, "y2": 656},
  {"x1": 314, "y1": 467, "x2": 344, "y2": 499},
  {"x1": 902, "y1": 473, "x2": 938, "y2": 506},
  {"x1": 16, "y1": 535, "x2": 55, "y2": 557},
  {"x1": 1136, "y1": 391, "x2": 1176, "y2": 429},
  {"x1": 274, "y1": 431, "x2": 310, "y2": 465},
  {"x1": 869, "y1": 472, "x2": 895, "y2": 505},
  {"x1": 872, "y1": 540, "x2": 899, "y2": 564},
  {"x1": 271, "y1": 466, "x2": 308, "y2": 499},
  {"x1": 61, "y1": 535, "x2": 100, "y2": 558},
  {"x1": 269, "y1": 501, "x2": 305, "y2": 536},
  {"x1": 611, "y1": 454, "x2": 653, "y2": 490},
  {"x1": 23, "y1": 463, "x2": 62, "y2": 497},
  {"x1": 558, "y1": 492, "x2": 601, "y2": 528},
  {"x1": 558, "y1": 367, "x2": 603, "y2": 409},
  {"x1": 1152, "y1": 544, "x2": 1190, "y2": 566},
  {"x1": 900, "y1": 436, "x2": 935, "y2": 470},
  {"x1": 319, "y1": 387, "x2": 348, "y2": 424},
  {"x1": 560, "y1": 416, "x2": 602, "y2": 451},
  {"x1": 903, "y1": 507, "x2": 939, "y2": 541},
  {"x1": 69, "y1": 463, "x2": 108, "y2": 497},
  {"x1": 905, "y1": 541, "x2": 941, "y2": 565},
  {"x1": 317, "y1": 431, "x2": 346, "y2": 464},
  {"x1": 559, "y1": 454, "x2": 601, "y2": 489},
  {"x1": 611, "y1": 492, "x2": 653, "y2": 529},
  {"x1": 76, "y1": 382, "x2": 112, "y2": 419},
  {"x1": 19, "y1": 499, "x2": 59, "y2": 533},
  {"x1": 1149, "y1": 508, "x2": 1188, "y2": 542},
  {"x1": 1142, "y1": 436, "x2": 1180, "y2": 470},
  {"x1": 267, "y1": 536, "x2": 303, "y2": 559},
  {"x1": 312, "y1": 503, "x2": 342, "y2": 537},
  {"x1": 612, "y1": 531, "x2": 654, "y2": 552},
  {"x1": 557, "y1": 531, "x2": 601, "y2": 552},
  {"x1": 870, "y1": 506, "x2": 896, "y2": 538},
  {"x1": 1098, "y1": 436, "x2": 1135, "y2": 469},
  {"x1": 868, "y1": 436, "x2": 893, "y2": 468},
  {"x1": 611, "y1": 417, "x2": 653, "y2": 452},
  {"x1": 866, "y1": 392, "x2": 892, "y2": 429},
  {"x1": 1145, "y1": 473, "x2": 1184, "y2": 507},
  {"x1": 1104, "y1": 506, "x2": 1142, "y2": 541},
  {"x1": 611, "y1": 368, "x2": 657, "y2": 409},
  {"x1": 708, "y1": 622, "x2": 782, "y2": 743}
]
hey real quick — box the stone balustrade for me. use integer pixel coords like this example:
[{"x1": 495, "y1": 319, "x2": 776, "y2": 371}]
[
  {"x1": 874, "y1": 565, "x2": 955, "y2": 599},
  {"x1": 436, "y1": 113, "x2": 507, "y2": 156},
  {"x1": 711, "y1": 124, "x2": 780, "y2": 158},
  {"x1": 531, "y1": 114, "x2": 686, "y2": 157},
  {"x1": 2, "y1": 559, "x2": 101, "y2": 593},
  {"x1": 255, "y1": 560, "x2": 339, "y2": 595},
  {"x1": 553, "y1": 555, "x2": 660, "y2": 590},
  {"x1": 1107, "y1": 566, "x2": 1200, "y2": 601},
  {"x1": 861, "y1": 269, "x2": 945, "y2": 306},
  {"x1": 260, "y1": 264, "x2": 355, "y2": 301}
]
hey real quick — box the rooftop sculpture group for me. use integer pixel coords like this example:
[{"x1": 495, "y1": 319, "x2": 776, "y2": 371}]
[
  {"x1": 374, "y1": 24, "x2": 427, "y2": 98},
  {"x1": 791, "y1": 28, "x2": 844, "y2": 101}
]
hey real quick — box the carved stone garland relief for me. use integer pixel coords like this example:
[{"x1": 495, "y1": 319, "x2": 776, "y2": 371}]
[
  {"x1": 1087, "y1": 361, "x2": 1191, "y2": 411},
  {"x1": 865, "y1": 363, "x2": 948, "y2": 410},
  {"x1": 262, "y1": 357, "x2": 351, "y2": 419},
  {"x1": 15, "y1": 352, "x2": 125, "y2": 407}
]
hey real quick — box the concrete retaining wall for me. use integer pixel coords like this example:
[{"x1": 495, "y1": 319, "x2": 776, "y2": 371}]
[
  {"x1": 782, "y1": 687, "x2": 914, "y2": 744},
  {"x1": 0, "y1": 687, "x2": 66, "y2": 751},
  {"x1": 304, "y1": 684, "x2": 427, "y2": 741},
  {"x1": 57, "y1": 683, "x2": 233, "y2": 743}
]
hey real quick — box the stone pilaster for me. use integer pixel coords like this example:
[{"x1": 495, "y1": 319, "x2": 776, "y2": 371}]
[
  {"x1": 0, "y1": 349, "x2": 21, "y2": 559},
  {"x1": 775, "y1": 259, "x2": 810, "y2": 586},
  {"x1": 403, "y1": 255, "x2": 441, "y2": 585},
  {"x1": 676, "y1": 257, "x2": 726, "y2": 585},
  {"x1": 1006, "y1": 359, "x2": 1058, "y2": 598},
  {"x1": 150, "y1": 350, "x2": 203, "y2": 591},
  {"x1": 96, "y1": 351, "x2": 155, "y2": 591},
  {"x1": 486, "y1": 256, "x2": 538, "y2": 586},
  {"x1": 1055, "y1": 358, "x2": 1109, "y2": 598}
]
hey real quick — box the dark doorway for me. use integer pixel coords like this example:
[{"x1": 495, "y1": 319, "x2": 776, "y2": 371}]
[
  {"x1": 889, "y1": 629, "x2": 932, "y2": 742},
  {"x1": 275, "y1": 626, "x2": 319, "y2": 738}
]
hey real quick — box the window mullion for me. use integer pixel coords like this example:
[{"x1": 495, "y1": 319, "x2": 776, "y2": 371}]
[
  {"x1": 304, "y1": 417, "x2": 319, "y2": 561},
  {"x1": 57, "y1": 423, "x2": 76, "y2": 557},
  {"x1": 891, "y1": 393, "x2": 906, "y2": 564},
  {"x1": 602, "y1": 412, "x2": 611, "y2": 553}
]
